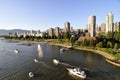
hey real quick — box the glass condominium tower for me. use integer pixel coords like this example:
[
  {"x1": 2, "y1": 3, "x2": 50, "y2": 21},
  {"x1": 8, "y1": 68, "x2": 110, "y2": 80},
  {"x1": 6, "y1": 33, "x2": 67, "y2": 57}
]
[
  {"x1": 106, "y1": 12, "x2": 114, "y2": 33},
  {"x1": 88, "y1": 15, "x2": 96, "y2": 37}
]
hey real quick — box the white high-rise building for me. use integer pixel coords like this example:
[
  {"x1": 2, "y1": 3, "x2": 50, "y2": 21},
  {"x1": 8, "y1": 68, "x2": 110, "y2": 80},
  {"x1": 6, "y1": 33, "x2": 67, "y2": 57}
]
[
  {"x1": 114, "y1": 22, "x2": 120, "y2": 32},
  {"x1": 48, "y1": 28, "x2": 54, "y2": 38},
  {"x1": 106, "y1": 12, "x2": 114, "y2": 33},
  {"x1": 88, "y1": 15, "x2": 96, "y2": 37},
  {"x1": 54, "y1": 27, "x2": 60, "y2": 37},
  {"x1": 64, "y1": 21, "x2": 70, "y2": 33}
]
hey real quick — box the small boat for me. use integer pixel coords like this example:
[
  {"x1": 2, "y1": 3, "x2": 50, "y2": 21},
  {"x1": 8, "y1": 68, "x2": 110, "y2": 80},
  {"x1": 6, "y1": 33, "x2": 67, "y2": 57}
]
[
  {"x1": 53, "y1": 59, "x2": 60, "y2": 65},
  {"x1": 60, "y1": 48, "x2": 64, "y2": 52},
  {"x1": 29, "y1": 72, "x2": 34, "y2": 78},
  {"x1": 67, "y1": 68, "x2": 86, "y2": 79},
  {"x1": 60, "y1": 48, "x2": 70, "y2": 52},
  {"x1": 15, "y1": 49, "x2": 19, "y2": 53},
  {"x1": 34, "y1": 59, "x2": 39, "y2": 62}
]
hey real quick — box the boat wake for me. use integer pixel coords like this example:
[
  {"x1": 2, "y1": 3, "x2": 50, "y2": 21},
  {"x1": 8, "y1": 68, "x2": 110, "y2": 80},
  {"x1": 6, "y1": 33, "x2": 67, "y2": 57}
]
[
  {"x1": 59, "y1": 61, "x2": 89, "y2": 71},
  {"x1": 34, "y1": 59, "x2": 53, "y2": 69},
  {"x1": 60, "y1": 62, "x2": 75, "y2": 67}
]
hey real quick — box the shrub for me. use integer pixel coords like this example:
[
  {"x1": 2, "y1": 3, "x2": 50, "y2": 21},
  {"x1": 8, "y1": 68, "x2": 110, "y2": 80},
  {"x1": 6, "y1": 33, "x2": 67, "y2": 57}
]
[
  {"x1": 96, "y1": 42, "x2": 103, "y2": 48},
  {"x1": 107, "y1": 41, "x2": 113, "y2": 48},
  {"x1": 114, "y1": 43, "x2": 119, "y2": 49}
]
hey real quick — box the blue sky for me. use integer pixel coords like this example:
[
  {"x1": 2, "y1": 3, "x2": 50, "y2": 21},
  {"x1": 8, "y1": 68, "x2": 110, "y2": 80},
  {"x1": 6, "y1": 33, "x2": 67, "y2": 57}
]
[{"x1": 0, "y1": 0, "x2": 120, "y2": 31}]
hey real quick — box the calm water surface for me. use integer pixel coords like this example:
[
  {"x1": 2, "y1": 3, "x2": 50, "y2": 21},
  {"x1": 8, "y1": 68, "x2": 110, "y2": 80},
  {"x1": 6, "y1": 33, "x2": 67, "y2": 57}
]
[{"x1": 0, "y1": 40, "x2": 120, "y2": 80}]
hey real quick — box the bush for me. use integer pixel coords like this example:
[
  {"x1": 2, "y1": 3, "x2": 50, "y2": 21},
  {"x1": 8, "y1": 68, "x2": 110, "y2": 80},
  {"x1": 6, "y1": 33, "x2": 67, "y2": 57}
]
[
  {"x1": 114, "y1": 43, "x2": 119, "y2": 49},
  {"x1": 96, "y1": 42, "x2": 103, "y2": 48},
  {"x1": 107, "y1": 41, "x2": 113, "y2": 48},
  {"x1": 89, "y1": 39, "x2": 94, "y2": 47},
  {"x1": 81, "y1": 39, "x2": 89, "y2": 46}
]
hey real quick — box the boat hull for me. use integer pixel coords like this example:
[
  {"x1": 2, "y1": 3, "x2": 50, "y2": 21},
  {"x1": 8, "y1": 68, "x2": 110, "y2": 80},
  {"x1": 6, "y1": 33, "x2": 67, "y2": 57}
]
[{"x1": 67, "y1": 68, "x2": 86, "y2": 79}]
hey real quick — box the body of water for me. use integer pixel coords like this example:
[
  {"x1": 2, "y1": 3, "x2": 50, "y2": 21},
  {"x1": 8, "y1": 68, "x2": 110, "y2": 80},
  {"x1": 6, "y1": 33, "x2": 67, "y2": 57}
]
[{"x1": 0, "y1": 40, "x2": 120, "y2": 80}]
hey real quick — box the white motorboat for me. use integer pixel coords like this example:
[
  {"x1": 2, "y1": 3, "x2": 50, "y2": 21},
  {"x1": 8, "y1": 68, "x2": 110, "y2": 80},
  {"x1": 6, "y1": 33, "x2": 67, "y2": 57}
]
[
  {"x1": 67, "y1": 68, "x2": 86, "y2": 79},
  {"x1": 34, "y1": 59, "x2": 39, "y2": 62},
  {"x1": 53, "y1": 59, "x2": 60, "y2": 65},
  {"x1": 15, "y1": 49, "x2": 19, "y2": 53},
  {"x1": 29, "y1": 72, "x2": 34, "y2": 78}
]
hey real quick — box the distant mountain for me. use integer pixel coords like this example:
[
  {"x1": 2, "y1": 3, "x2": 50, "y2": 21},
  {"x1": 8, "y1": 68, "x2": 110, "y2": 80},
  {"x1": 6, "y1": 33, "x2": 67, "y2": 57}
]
[{"x1": 0, "y1": 29, "x2": 29, "y2": 36}]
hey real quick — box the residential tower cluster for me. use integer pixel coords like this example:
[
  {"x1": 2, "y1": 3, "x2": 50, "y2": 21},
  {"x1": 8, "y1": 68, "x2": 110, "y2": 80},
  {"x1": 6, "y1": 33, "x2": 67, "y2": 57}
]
[{"x1": 9, "y1": 12, "x2": 120, "y2": 39}]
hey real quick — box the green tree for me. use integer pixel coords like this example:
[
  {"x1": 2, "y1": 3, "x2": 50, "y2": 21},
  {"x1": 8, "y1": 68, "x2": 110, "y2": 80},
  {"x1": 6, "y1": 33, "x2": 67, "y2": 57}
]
[
  {"x1": 114, "y1": 31, "x2": 120, "y2": 42},
  {"x1": 18, "y1": 35, "x2": 23, "y2": 40},
  {"x1": 37, "y1": 36, "x2": 41, "y2": 40},
  {"x1": 70, "y1": 36, "x2": 75, "y2": 45},
  {"x1": 89, "y1": 39, "x2": 94, "y2": 47},
  {"x1": 102, "y1": 38, "x2": 107, "y2": 47},
  {"x1": 81, "y1": 39, "x2": 89, "y2": 46},
  {"x1": 114, "y1": 31, "x2": 119, "y2": 41},
  {"x1": 64, "y1": 31, "x2": 70, "y2": 40},
  {"x1": 98, "y1": 32, "x2": 105, "y2": 38},
  {"x1": 107, "y1": 31, "x2": 112, "y2": 39},
  {"x1": 57, "y1": 33, "x2": 61, "y2": 41},
  {"x1": 96, "y1": 42, "x2": 103, "y2": 48},
  {"x1": 107, "y1": 41, "x2": 113, "y2": 48},
  {"x1": 114, "y1": 43, "x2": 119, "y2": 49}
]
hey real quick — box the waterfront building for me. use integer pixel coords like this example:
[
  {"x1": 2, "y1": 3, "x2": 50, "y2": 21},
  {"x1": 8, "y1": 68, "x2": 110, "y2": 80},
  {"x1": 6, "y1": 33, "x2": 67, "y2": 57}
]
[
  {"x1": 23, "y1": 32, "x2": 27, "y2": 38},
  {"x1": 54, "y1": 26, "x2": 60, "y2": 37},
  {"x1": 74, "y1": 29, "x2": 80, "y2": 34},
  {"x1": 36, "y1": 30, "x2": 41, "y2": 37},
  {"x1": 29, "y1": 30, "x2": 35, "y2": 36},
  {"x1": 70, "y1": 27, "x2": 74, "y2": 32},
  {"x1": 37, "y1": 30, "x2": 41, "y2": 34},
  {"x1": 88, "y1": 15, "x2": 96, "y2": 37},
  {"x1": 106, "y1": 12, "x2": 114, "y2": 33},
  {"x1": 64, "y1": 21, "x2": 70, "y2": 33},
  {"x1": 96, "y1": 25, "x2": 101, "y2": 37},
  {"x1": 39, "y1": 32, "x2": 44, "y2": 37},
  {"x1": 96, "y1": 25, "x2": 101, "y2": 33},
  {"x1": 100, "y1": 23, "x2": 106, "y2": 33},
  {"x1": 114, "y1": 22, "x2": 120, "y2": 32},
  {"x1": 48, "y1": 28, "x2": 54, "y2": 38}
]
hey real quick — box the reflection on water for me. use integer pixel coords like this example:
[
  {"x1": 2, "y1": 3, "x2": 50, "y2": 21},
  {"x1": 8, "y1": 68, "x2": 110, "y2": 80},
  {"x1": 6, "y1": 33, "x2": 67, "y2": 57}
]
[
  {"x1": 86, "y1": 53, "x2": 93, "y2": 63},
  {"x1": 0, "y1": 40, "x2": 120, "y2": 80},
  {"x1": 37, "y1": 44, "x2": 44, "y2": 57}
]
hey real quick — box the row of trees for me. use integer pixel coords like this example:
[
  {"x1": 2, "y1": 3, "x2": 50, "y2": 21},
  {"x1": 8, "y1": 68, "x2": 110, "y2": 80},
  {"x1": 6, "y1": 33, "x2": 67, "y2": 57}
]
[
  {"x1": 4, "y1": 31, "x2": 77, "y2": 44},
  {"x1": 4, "y1": 30, "x2": 120, "y2": 49},
  {"x1": 78, "y1": 31, "x2": 120, "y2": 49}
]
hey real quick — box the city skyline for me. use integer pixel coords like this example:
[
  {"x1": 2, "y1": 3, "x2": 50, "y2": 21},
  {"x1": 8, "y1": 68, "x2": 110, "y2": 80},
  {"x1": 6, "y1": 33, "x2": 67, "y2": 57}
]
[{"x1": 0, "y1": 0, "x2": 120, "y2": 31}]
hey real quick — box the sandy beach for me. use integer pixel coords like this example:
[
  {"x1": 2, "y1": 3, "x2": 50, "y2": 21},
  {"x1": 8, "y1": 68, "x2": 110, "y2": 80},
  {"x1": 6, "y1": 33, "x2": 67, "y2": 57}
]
[{"x1": 75, "y1": 48, "x2": 115, "y2": 60}]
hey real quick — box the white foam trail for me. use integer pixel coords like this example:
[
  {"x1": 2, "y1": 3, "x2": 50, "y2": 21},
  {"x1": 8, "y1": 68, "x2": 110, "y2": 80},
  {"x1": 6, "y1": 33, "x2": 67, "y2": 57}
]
[
  {"x1": 35, "y1": 60, "x2": 53, "y2": 69},
  {"x1": 59, "y1": 62, "x2": 76, "y2": 67}
]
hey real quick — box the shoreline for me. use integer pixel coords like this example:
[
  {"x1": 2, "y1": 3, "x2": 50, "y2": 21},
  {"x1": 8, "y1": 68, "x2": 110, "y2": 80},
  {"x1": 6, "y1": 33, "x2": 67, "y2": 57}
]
[
  {"x1": 48, "y1": 42, "x2": 115, "y2": 60},
  {"x1": 3, "y1": 39, "x2": 120, "y2": 67},
  {"x1": 106, "y1": 59, "x2": 120, "y2": 67},
  {"x1": 49, "y1": 43, "x2": 120, "y2": 67},
  {"x1": 75, "y1": 47, "x2": 115, "y2": 60}
]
